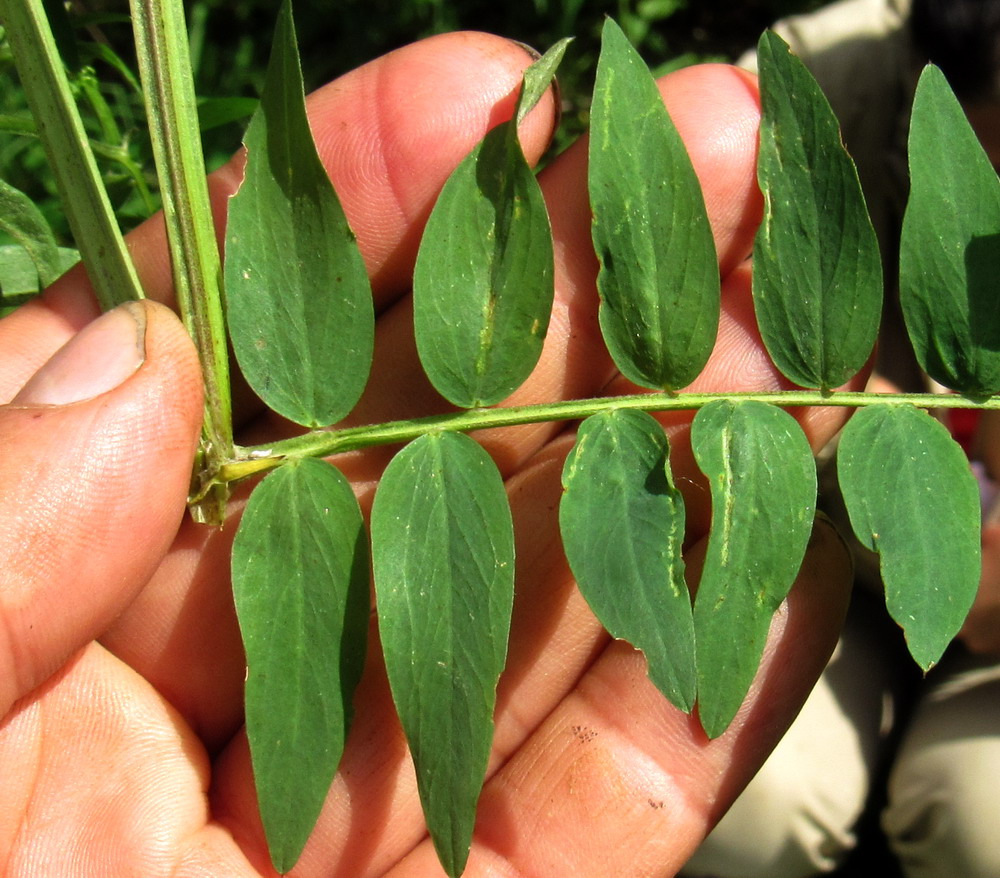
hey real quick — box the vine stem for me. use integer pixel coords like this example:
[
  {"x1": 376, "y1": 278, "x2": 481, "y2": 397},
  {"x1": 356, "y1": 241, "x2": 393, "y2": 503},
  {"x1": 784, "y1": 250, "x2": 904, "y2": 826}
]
[
  {"x1": 129, "y1": 0, "x2": 233, "y2": 524},
  {"x1": 214, "y1": 388, "x2": 999, "y2": 485},
  {"x1": 1, "y1": 0, "x2": 144, "y2": 309}
]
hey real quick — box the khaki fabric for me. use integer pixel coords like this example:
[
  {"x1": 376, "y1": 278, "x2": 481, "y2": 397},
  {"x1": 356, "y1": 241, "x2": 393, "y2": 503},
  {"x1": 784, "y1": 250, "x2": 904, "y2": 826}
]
[{"x1": 884, "y1": 651, "x2": 1000, "y2": 878}]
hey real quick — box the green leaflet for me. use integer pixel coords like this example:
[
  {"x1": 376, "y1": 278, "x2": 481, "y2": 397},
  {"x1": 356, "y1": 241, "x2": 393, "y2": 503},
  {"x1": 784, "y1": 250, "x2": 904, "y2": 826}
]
[
  {"x1": 588, "y1": 17, "x2": 719, "y2": 392},
  {"x1": 560, "y1": 410, "x2": 696, "y2": 711},
  {"x1": 691, "y1": 400, "x2": 817, "y2": 738},
  {"x1": 0, "y1": 245, "x2": 78, "y2": 305},
  {"x1": 371, "y1": 432, "x2": 515, "y2": 877},
  {"x1": 412, "y1": 43, "x2": 566, "y2": 409},
  {"x1": 837, "y1": 404, "x2": 980, "y2": 670},
  {"x1": 900, "y1": 65, "x2": 1000, "y2": 397},
  {"x1": 0, "y1": 177, "x2": 64, "y2": 288},
  {"x1": 226, "y1": 1, "x2": 373, "y2": 427},
  {"x1": 753, "y1": 31, "x2": 882, "y2": 391},
  {"x1": 231, "y1": 459, "x2": 370, "y2": 873}
]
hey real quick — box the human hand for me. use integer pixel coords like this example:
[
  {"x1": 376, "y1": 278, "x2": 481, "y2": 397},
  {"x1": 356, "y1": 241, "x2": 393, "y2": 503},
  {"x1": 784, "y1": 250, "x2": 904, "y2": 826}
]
[
  {"x1": 958, "y1": 522, "x2": 1000, "y2": 655},
  {"x1": 0, "y1": 33, "x2": 854, "y2": 876}
]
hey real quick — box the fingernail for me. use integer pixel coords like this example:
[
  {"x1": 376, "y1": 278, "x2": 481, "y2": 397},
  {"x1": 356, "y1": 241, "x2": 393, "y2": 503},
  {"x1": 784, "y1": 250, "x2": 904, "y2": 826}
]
[
  {"x1": 13, "y1": 302, "x2": 147, "y2": 406},
  {"x1": 508, "y1": 39, "x2": 542, "y2": 62}
]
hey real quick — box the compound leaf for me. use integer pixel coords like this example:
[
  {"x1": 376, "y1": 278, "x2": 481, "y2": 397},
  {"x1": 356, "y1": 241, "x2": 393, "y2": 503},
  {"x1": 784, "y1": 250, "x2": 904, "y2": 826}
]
[
  {"x1": 753, "y1": 30, "x2": 882, "y2": 391},
  {"x1": 371, "y1": 432, "x2": 515, "y2": 877},
  {"x1": 837, "y1": 404, "x2": 980, "y2": 669},
  {"x1": 232, "y1": 458, "x2": 370, "y2": 873},
  {"x1": 560, "y1": 409, "x2": 696, "y2": 711},
  {"x1": 413, "y1": 45, "x2": 564, "y2": 408},
  {"x1": 900, "y1": 64, "x2": 1000, "y2": 397},
  {"x1": 692, "y1": 400, "x2": 816, "y2": 737},
  {"x1": 589, "y1": 17, "x2": 719, "y2": 391},
  {"x1": 226, "y1": 0, "x2": 373, "y2": 427}
]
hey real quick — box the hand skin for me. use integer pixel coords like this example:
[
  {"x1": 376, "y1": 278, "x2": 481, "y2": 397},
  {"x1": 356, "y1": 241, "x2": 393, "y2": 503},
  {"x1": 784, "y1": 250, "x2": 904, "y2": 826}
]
[{"x1": 0, "y1": 33, "x2": 855, "y2": 877}]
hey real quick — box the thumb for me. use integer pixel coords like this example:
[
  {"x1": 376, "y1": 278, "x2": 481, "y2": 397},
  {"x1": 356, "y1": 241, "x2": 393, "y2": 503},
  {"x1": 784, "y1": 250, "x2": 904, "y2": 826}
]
[{"x1": 0, "y1": 300, "x2": 203, "y2": 715}]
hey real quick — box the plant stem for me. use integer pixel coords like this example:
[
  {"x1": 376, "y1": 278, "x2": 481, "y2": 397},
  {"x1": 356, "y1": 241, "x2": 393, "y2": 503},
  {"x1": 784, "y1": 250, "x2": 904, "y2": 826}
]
[
  {"x1": 129, "y1": 0, "x2": 233, "y2": 524},
  {"x1": 1, "y1": 0, "x2": 144, "y2": 309},
  {"x1": 215, "y1": 388, "x2": 999, "y2": 484}
]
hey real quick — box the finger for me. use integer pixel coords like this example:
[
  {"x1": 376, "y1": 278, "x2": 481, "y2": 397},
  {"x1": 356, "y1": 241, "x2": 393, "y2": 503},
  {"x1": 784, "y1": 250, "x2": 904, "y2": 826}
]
[
  {"x1": 0, "y1": 301, "x2": 202, "y2": 715},
  {"x1": 389, "y1": 516, "x2": 853, "y2": 876},
  {"x1": 0, "y1": 643, "x2": 257, "y2": 876}
]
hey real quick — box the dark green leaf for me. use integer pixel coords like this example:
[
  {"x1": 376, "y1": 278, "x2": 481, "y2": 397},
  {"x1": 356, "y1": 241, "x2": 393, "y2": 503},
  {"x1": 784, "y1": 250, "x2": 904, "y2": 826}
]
[
  {"x1": 0, "y1": 178, "x2": 64, "y2": 288},
  {"x1": 588, "y1": 17, "x2": 719, "y2": 392},
  {"x1": 413, "y1": 63, "x2": 556, "y2": 408},
  {"x1": 900, "y1": 64, "x2": 1000, "y2": 397},
  {"x1": 226, "y1": 1, "x2": 373, "y2": 427},
  {"x1": 691, "y1": 400, "x2": 816, "y2": 737},
  {"x1": 837, "y1": 404, "x2": 980, "y2": 669},
  {"x1": 753, "y1": 30, "x2": 882, "y2": 391},
  {"x1": 560, "y1": 409, "x2": 696, "y2": 711},
  {"x1": 232, "y1": 458, "x2": 370, "y2": 873},
  {"x1": 371, "y1": 432, "x2": 514, "y2": 877}
]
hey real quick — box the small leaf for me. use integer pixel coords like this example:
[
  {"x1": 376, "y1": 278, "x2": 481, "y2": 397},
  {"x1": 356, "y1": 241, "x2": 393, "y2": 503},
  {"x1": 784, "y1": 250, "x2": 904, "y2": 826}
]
[
  {"x1": 516, "y1": 37, "x2": 573, "y2": 125},
  {"x1": 0, "y1": 177, "x2": 64, "y2": 287},
  {"x1": 837, "y1": 404, "x2": 980, "y2": 669},
  {"x1": 371, "y1": 432, "x2": 514, "y2": 877},
  {"x1": 753, "y1": 31, "x2": 882, "y2": 391},
  {"x1": 413, "y1": 56, "x2": 557, "y2": 408},
  {"x1": 691, "y1": 400, "x2": 817, "y2": 737},
  {"x1": 560, "y1": 409, "x2": 696, "y2": 711},
  {"x1": 226, "y1": 0, "x2": 373, "y2": 427},
  {"x1": 588, "y1": 17, "x2": 719, "y2": 392},
  {"x1": 900, "y1": 64, "x2": 1000, "y2": 397},
  {"x1": 232, "y1": 459, "x2": 370, "y2": 873}
]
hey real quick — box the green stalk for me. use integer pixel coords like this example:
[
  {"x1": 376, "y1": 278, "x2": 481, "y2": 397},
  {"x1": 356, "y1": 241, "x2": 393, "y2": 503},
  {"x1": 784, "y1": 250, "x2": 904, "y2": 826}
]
[
  {"x1": 128, "y1": 0, "x2": 233, "y2": 524},
  {"x1": 215, "y1": 389, "x2": 1000, "y2": 485},
  {"x1": 0, "y1": 0, "x2": 143, "y2": 309}
]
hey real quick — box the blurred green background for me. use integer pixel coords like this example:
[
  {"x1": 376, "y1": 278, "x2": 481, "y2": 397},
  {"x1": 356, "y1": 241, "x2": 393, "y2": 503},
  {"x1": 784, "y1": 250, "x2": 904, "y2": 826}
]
[{"x1": 0, "y1": 0, "x2": 825, "y2": 246}]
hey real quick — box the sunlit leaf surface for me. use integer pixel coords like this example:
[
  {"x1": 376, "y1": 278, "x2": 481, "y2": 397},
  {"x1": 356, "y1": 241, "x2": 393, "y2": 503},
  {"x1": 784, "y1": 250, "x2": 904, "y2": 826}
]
[
  {"x1": 560, "y1": 409, "x2": 695, "y2": 711},
  {"x1": 838, "y1": 404, "x2": 981, "y2": 669},
  {"x1": 691, "y1": 400, "x2": 816, "y2": 737},
  {"x1": 232, "y1": 459, "x2": 370, "y2": 872},
  {"x1": 753, "y1": 30, "x2": 882, "y2": 391},
  {"x1": 371, "y1": 432, "x2": 514, "y2": 876},
  {"x1": 226, "y1": 1, "x2": 373, "y2": 427},
  {"x1": 413, "y1": 43, "x2": 566, "y2": 408},
  {"x1": 589, "y1": 17, "x2": 719, "y2": 391},
  {"x1": 900, "y1": 64, "x2": 1000, "y2": 397}
]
